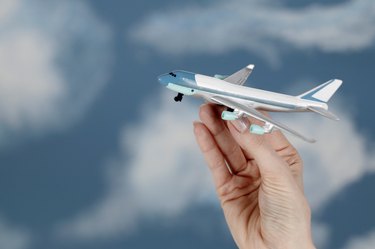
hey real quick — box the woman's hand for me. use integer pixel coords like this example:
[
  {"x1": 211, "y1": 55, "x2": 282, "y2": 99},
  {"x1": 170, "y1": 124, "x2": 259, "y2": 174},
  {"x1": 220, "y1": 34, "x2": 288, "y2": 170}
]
[{"x1": 193, "y1": 104, "x2": 315, "y2": 249}]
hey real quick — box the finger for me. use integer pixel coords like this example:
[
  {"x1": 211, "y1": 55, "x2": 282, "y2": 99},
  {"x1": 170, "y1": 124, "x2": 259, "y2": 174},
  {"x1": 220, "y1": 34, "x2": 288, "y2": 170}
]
[
  {"x1": 193, "y1": 121, "x2": 232, "y2": 190},
  {"x1": 227, "y1": 121, "x2": 297, "y2": 187},
  {"x1": 240, "y1": 115, "x2": 303, "y2": 188},
  {"x1": 199, "y1": 104, "x2": 247, "y2": 174},
  {"x1": 270, "y1": 135, "x2": 304, "y2": 189},
  {"x1": 246, "y1": 112, "x2": 292, "y2": 151},
  {"x1": 260, "y1": 112, "x2": 303, "y2": 188},
  {"x1": 228, "y1": 115, "x2": 268, "y2": 160}
]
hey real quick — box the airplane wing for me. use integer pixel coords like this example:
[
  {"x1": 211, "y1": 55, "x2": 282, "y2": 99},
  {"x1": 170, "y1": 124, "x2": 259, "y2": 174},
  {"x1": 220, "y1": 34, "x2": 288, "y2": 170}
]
[
  {"x1": 308, "y1": 106, "x2": 339, "y2": 121},
  {"x1": 211, "y1": 96, "x2": 316, "y2": 143},
  {"x1": 223, "y1": 64, "x2": 254, "y2": 86}
]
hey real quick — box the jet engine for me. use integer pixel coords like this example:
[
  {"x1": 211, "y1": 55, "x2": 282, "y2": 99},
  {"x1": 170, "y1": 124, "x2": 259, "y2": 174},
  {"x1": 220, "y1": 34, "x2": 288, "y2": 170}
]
[
  {"x1": 221, "y1": 111, "x2": 238, "y2": 121},
  {"x1": 250, "y1": 122, "x2": 274, "y2": 135},
  {"x1": 249, "y1": 124, "x2": 265, "y2": 135}
]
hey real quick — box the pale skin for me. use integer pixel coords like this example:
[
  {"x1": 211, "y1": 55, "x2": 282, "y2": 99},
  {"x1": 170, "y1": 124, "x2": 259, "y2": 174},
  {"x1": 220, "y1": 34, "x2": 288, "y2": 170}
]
[{"x1": 193, "y1": 103, "x2": 316, "y2": 249}]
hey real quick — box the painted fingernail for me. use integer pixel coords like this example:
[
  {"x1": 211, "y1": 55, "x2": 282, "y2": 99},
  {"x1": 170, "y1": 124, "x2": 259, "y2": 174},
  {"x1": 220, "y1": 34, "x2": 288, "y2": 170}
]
[{"x1": 231, "y1": 117, "x2": 250, "y2": 133}]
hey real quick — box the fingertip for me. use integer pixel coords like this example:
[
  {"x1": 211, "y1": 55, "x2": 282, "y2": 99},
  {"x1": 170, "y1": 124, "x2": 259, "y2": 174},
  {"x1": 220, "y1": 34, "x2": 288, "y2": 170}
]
[
  {"x1": 199, "y1": 103, "x2": 210, "y2": 109},
  {"x1": 227, "y1": 120, "x2": 269, "y2": 153},
  {"x1": 199, "y1": 103, "x2": 214, "y2": 122},
  {"x1": 193, "y1": 122, "x2": 215, "y2": 154},
  {"x1": 193, "y1": 121, "x2": 204, "y2": 136}
]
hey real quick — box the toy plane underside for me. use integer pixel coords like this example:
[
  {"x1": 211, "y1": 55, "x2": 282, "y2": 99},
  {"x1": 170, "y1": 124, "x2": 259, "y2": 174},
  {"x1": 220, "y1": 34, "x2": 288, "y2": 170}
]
[{"x1": 158, "y1": 64, "x2": 342, "y2": 143}]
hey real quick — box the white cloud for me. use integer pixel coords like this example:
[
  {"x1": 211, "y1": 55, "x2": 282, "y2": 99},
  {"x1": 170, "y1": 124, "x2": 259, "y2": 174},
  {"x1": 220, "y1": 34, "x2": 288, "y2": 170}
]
[
  {"x1": 58, "y1": 87, "x2": 375, "y2": 240},
  {"x1": 312, "y1": 222, "x2": 330, "y2": 249},
  {"x1": 0, "y1": 0, "x2": 19, "y2": 21},
  {"x1": 0, "y1": 30, "x2": 64, "y2": 130},
  {"x1": 56, "y1": 91, "x2": 215, "y2": 239},
  {"x1": 343, "y1": 230, "x2": 375, "y2": 249},
  {"x1": 0, "y1": 217, "x2": 31, "y2": 249},
  {"x1": 280, "y1": 99, "x2": 375, "y2": 210},
  {"x1": 0, "y1": 0, "x2": 112, "y2": 146},
  {"x1": 130, "y1": 0, "x2": 375, "y2": 62}
]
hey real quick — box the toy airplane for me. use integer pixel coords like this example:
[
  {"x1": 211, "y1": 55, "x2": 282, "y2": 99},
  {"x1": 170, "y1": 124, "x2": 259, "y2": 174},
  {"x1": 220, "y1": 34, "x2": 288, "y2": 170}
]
[{"x1": 158, "y1": 64, "x2": 342, "y2": 143}]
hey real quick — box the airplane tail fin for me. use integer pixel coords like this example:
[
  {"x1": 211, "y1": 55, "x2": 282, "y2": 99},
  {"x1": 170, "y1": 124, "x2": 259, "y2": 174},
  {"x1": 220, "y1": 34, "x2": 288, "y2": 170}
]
[{"x1": 298, "y1": 79, "x2": 343, "y2": 103}]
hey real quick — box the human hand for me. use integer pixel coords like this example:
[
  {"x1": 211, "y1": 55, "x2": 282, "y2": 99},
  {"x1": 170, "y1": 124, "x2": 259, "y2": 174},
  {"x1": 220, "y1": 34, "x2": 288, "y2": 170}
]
[{"x1": 193, "y1": 104, "x2": 316, "y2": 249}]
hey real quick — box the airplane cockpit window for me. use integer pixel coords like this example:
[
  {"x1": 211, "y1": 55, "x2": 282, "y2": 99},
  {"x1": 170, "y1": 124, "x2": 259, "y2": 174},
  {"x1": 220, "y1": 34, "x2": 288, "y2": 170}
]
[{"x1": 169, "y1": 72, "x2": 177, "y2": 77}]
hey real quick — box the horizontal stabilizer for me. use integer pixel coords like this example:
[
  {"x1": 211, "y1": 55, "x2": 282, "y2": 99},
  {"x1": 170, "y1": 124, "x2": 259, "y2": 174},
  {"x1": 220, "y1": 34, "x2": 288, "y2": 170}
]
[
  {"x1": 298, "y1": 79, "x2": 342, "y2": 103},
  {"x1": 308, "y1": 106, "x2": 339, "y2": 121}
]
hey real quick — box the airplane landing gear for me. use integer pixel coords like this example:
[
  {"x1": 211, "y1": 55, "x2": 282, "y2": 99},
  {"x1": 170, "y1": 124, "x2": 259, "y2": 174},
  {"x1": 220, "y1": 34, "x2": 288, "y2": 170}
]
[{"x1": 174, "y1": 93, "x2": 184, "y2": 102}]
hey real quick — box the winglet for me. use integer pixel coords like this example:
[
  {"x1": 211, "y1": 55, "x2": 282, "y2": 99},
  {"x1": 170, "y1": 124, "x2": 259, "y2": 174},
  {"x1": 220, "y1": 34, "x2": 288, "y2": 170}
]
[{"x1": 247, "y1": 64, "x2": 255, "y2": 70}]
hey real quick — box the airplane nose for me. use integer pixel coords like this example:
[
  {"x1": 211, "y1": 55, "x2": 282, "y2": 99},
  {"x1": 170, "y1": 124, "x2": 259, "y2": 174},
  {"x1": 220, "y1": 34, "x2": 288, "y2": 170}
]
[{"x1": 158, "y1": 74, "x2": 169, "y2": 86}]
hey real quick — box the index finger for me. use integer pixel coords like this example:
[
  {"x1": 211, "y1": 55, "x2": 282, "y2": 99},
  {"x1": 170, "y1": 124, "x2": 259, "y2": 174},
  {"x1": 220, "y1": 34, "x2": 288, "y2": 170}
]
[{"x1": 245, "y1": 113, "x2": 294, "y2": 151}]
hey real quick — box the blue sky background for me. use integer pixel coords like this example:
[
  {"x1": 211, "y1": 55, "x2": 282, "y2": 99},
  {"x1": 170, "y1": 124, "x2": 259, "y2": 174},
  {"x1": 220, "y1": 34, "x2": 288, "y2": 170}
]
[{"x1": 0, "y1": 0, "x2": 374, "y2": 248}]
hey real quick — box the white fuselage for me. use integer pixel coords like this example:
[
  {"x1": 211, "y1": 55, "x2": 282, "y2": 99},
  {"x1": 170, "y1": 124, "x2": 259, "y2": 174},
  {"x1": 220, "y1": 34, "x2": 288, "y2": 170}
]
[
  {"x1": 158, "y1": 68, "x2": 341, "y2": 143},
  {"x1": 192, "y1": 74, "x2": 327, "y2": 112}
]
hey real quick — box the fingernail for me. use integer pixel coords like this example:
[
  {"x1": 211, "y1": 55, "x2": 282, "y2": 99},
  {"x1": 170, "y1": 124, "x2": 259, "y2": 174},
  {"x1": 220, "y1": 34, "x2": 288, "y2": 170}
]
[{"x1": 231, "y1": 117, "x2": 250, "y2": 133}]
